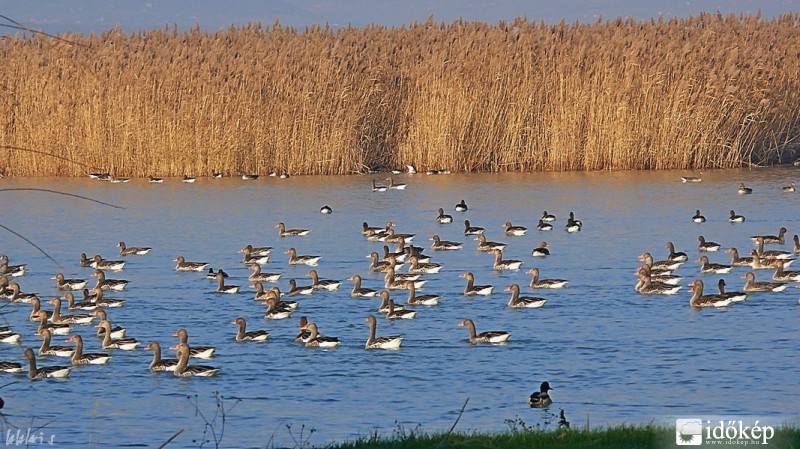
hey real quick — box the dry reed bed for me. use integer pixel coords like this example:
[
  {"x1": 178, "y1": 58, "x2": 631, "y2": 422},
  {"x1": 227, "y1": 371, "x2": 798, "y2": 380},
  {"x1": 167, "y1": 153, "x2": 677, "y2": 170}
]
[{"x1": 1, "y1": 13, "x2": 800, "y2": 177}]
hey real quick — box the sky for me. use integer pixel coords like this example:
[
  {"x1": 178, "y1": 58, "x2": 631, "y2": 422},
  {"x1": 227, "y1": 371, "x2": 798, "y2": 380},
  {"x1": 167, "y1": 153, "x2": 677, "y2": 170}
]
[{"x1": 0, "y1": 0, "x2": 798, "y2": 36}]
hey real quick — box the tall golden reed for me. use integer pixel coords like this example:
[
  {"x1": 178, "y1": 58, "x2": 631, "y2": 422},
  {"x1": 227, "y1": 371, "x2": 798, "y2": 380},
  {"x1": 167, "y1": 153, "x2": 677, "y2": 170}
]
[{"x1": 1, "y1": 13, "x2": 799, "y2": 177}]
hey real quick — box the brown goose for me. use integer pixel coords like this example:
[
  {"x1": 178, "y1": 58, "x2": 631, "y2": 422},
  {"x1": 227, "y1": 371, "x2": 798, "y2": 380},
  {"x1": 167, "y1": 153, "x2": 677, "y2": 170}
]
[
  {"x1": 22, "y1": 348, "x2": 70, "y2": 380},
  {"x1": 505, "y1": 284, "x2": 547, "y2": 308},
  {"x1": 460, "y1": 272, "x2": 494, "y2": 296},
  {"x1": 275, "y1": 222, "x2": 310, "y2": 237},
  {"x1": 172, "y1": 328, "x2": 215, "y2": 358},
  {"x1": 688, "y1": 280, "x2": 732, "y2": 308},
  {"x1": 300, "y1": 322, "x2": 341, "y2": 348},
  {"x1": 144, "y1": 341, "x2": 177, "y2": 371},
  {"x1": 231, "y1": 317, "x2": 270, "y2": 342},
  {"x1": 364, "y1": 315, "x2": 403, "y2": 350},
  {"x1": 66, "y1": 334, "x2": 111, "y2": 365},
  {"x1": 527, "y1": 268, "x2": 568, "y2": 289},
  {"x1": 457, "y1": 319, "x2": 510, "y2": 344},
  {"x1": 172, "y1": 343, "x2": 219, "y2": 377}
]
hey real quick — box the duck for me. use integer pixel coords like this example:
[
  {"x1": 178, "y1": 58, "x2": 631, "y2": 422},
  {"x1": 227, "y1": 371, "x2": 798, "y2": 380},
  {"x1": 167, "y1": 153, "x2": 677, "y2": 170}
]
[
  {"x1": 0, "y1": 361, "x2": 22, "y2": 373},
  {"x1": 692, "y1": 209, "x2": 707, "y2": 223},
  {"x1": 215, "y1": 272, "x2": 240, "y2": 294},
  {"x1": 697, "y1": 236, "x2": 721, "y2": 252},
  {"x1": 751, "y1": 227, "x2": 788, "y2": 245},
  {"x1": 457, "y1": 318, "x2": 511, "y2": 345},
  {"x1": 566, "y1": 211, "x2": 583, "y2": 231},
  {"x1": 384, "y1": 267, "x2": 426, "y2": 289},
  {"x1": 301, "y1": 322, "x2": 341, "y2": 348},
  {"x1": 97, "y1": 320, "x2": 139, "y2": 350},
  {"x1": 241, "y1": 246, "x2": 270, "y2": 265},
  {"x1": 504, "y1": 221, "x2": 527, "y2": 236},
  {"x1": 36, "y1": 328, "x2": 75, "y2": 357},
  {"x1": 174, "y1": 256, "x2": 209, "y2": 272},
  {"x1": 637, "y1": 264, "x2": 682, "y2": 285},
  {"x1": 91, "y1": 269, "x2": 129, "y2": 291},
  {"x1": 741, "y1": 271, "x2": 788, "y2": 292},
  {"x1": 460, "y1": 272, "x2": 494, "y2": 296},
  {"x1": 348, "y1": 274, "x2": 378, "y2": 297},
  {"x1": 385, "y1": 177, "x2": 407, "y2": 190},
  {"x1": 772, "y1": 260, "x2": 800, "y2": 282},
  {"x1": 405, "y1": 282, "x2": 440, "y2": 306},
  {"x1": 90, "y1": 255, "x2": 125, "y2": 271},
  {"x1": 47, "y1": 298, "x2": 94, "y2": 325},
  {"x1": 91, "y1": 288, "x2": 125, "y2": 308},
  {"x1": 436, "y1": 208, "x2": 453, "y2": 224},
  {"x1": 490, "y1": 249, "x2": 522, "y2": 271},
  {"x1": 287, "y1": 279, "x2": 315, "y2": 296},
  {"x1": 285, "y1": 248, "x2": 321, "y2": 266},
  {"x1": 320, "y1": 205, "x2": 333, "y2": 214},
  {"x1": 638, "y1": 252, "x2": 681, "y2": 271},
  {"x1": 716, "y1": 279, "x2": 748, "y2": 302},
  {"x1": 688, "y1": 280, "x2": 733, "y2": 308},
  {"x1": 783, "y1": 181, "x2": 796, "y2": 192},
  {"x1": 454, "y1": 200, "x2": 468, "y2": 212},
  {"x1": 536, "y1": 220, "x2": 553, "y2": 231},
  {"x1": 665, "y1": 242, "x2": 688, "y2": 262},
  {"x1": 275, "y1": 222, "x2": 310, "y2": 237},
  {"x1": 66, "y1": 335, "x2": 111, "y2": 365},
  {"x1": 737, "y1": 182, "x2": 753, "y2": 194},
  {"x1": 475, "y1": 234, "x2": 506, "y2": 252},
  {"x1": 527, "y1": 268, "x2": 568, "y2": 289},
  {"x1": 463, "y1": 220, "x2": 484, "y2": 235},
  {"x1": 248, "y1": 264, "x2": 281, "y2": 283},
  {"x1": 729, "y1": 210, "x2": 745, "y2": 223},
  {"x1": 371, "y1": 179, "x2": 388, "y2": 192},
  {"x1": 22, "y1": 348, "x2": 70, "y2": 380},
  {"x1": 148, "y1": 176, "x2": 164, "y2": 183},
  {"x1": 144, "y1": 341, "x2": 177, "y2": 371},
  {"x1": 540, "y1": 211, "x2": 557, "y2": 222},
  {"x1": 90, "y1": 309, "x2": 126, "y2": 339},
  {"x1": 29, "y1": 297, "x2": 53, "y2": 321},
  {"x1": 696, "y1": 256, "x2": 732, "y2": 274},
  {"x1": 430, "y1": 235, "x2": 463, "y2": 250},
  {"x1": 172, "y1": 343, "x2": 220, "y2": 377},
  {"x1": 35, "y1": 310, "x2": 71, "y2": 335},
  {"x1": 52, "y1": 273, "x2": 87, "y2": 291},
  {"x1": 0, "y1": 255, "x2": 26, "y2": 276},
  {"x1": 531, "y1": 242, "x2": 551, "y2": 257},
  {"x1": 364, "y1": 315, "x2": 403, "y2": 350},
  {"x1": 117, "y1": 241, "x2": 151, "y2": 256},
  {"x1": 182, "y1": 175, "x2": 196, "y2": 183},
  {"x1": 172, "y1": 328, "x2": 215, "y2": 358},
  {"x1": 528, "y1": 381, "x2": 553, "y2": 407},
  {"x1": 306, "y1": 270, "x2": 341, "y2": 291},
  {"x1": 231, "y1": 317, "x2": 270, "y2": 342},
  {"x1": 634, "y1": 269, "x2": 682, "y2": 295},
  {"x1": 407, "y1": 256, "x2": 441, "y2": 274},
  {"x1": 505, "y1": 284, "x2": 547, "y2": 308},
  {"x1": 263, "y1": 297, "x2": 293, "y2": 320},
  {"x1": 725, "y1": 247, "x2": 754, "y2": 267}
]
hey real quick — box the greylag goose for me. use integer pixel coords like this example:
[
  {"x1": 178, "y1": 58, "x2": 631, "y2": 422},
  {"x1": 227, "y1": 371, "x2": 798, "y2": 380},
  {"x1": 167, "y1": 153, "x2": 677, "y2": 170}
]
[
  {"x1": 90, "y1": 255, "x2": 125, "y2": 271},
  {"x1": 436, "y1": 208, "x2": 453, "y2": 224},
  {"x1": 92, "y1": 269, "x2": 129, "y2": 291},
  {"x1": 364, "y1": 315, "x2": 403, "y2": 350},
  {"x1": 36, "y1": 328, "x2": 74, "y2": 357},
  {"x1": 737, "y1": 182, "x2": 753, "y2": 194},
  {"x1": 35, "y1": 310, "x2": 71, "y2": 335},
  {"x1": 527, "y1": 268, "x2": 568, "y2": 289},
  {"x1": 144, "y1": 341, "x2": 177, "y2": 371},
  {"x1": 697, "y1": 236, "x2": 721, "y2": 252},
  {"x1": 66, "y1": 334, "x2": 110, "y2": 365},
  {"x1": 463, "y1": 220, "x2": 485, "y2": 235},
  {"x1": 275, "y1": 222, "x2": 310, "y2": 237},
  {"x1": 371, "y1": 179, "x2": 387, "y2": 192},
  {"x1": 241, "y1": 246, "x2": 270, "y2": 265},
  {"x1": 430, "y1": 235, "x2": 462, "y2": 250},
  {"x1": 490, "y1": 249, "x2": 522, "y2": 271},
  {"x1": 460, "y1": 272, "x2": 494, "y2": 296},
  {"x1": 90, "y1": 309, "x2": 126, "y2": 338},
  {"x1": 505, "y1": 284, "x2": 547, "y2": 308},
  {"x1": 783, "y1": 181, "x2": 796, "y2": 192},
  {"x1": 91, "y1": 288, "x2": 125, "y2": 308},
  {"x1": 348, "y1": 274, "x2": 378, "y2": 297},
  {"x1": 771, "y1": 260, "x2": 800, "y2": 282},
  {"x1": 751, "y1": 227, "x2": 788, "y2": 245},
  {"x1": 665, "y1": 242, "x2": 688, "y2": 262},
  {"x1": 306, "y1": 269, "x2": 341, "y2": 291},
  {"x1": 215, "y1": 272, "x2": 240, "y2": 294},
  {"x1": 696, "y1": 256, "x2": 732, "y2": 274},
  {"x1": 174, "y1": 256, "x2": 209, "y2": 272},
  {"x1": 688, "y1": 280, "x2": 732, "y2": 308},
  {"x1": 504, "y1": 222, "x2": 527, "y2": 236},
  {"x1": 172, "y1": 328, "x2": 215, "y2": 358},
  {"x1": 248, "y1": 264, "x2": 281, "y2": 283},
  {"x1": 741, "y1": 271, "x2": 787, "y2": 292},
  {"x1": 716, "y1": 279, "x2": 748, "y2": 302},
  {"x1": 457, "y1": 319, "x2": 510, "y2": 344},
  {"x1": 117, "y1": 241, "x2": 151, "y2": 256},
  {"x1": 405, "y1": 282, "x2": 440, "y2": 306},
  {"x1": 172, "y1": 342, "x2": 220, "y2": 377},
  {"x1": 725, "y1": 247, "x2": 754, "y2": 267},
  {"x1": 285, "y1": 248, "x2": 321, "y2": 266},
  {"x1": 231, "y1": 317, "x2": 270, "y2": 342},
  {"x1": 407, "y1": 256, "x2": 441, "y2": 274},
  {"x1": 22, "y1": 348, "x2": 70, "y2": 380},
  {"x1": 384, "y1": 267, "x2": 426, "y2": 289},
  {"x1": 239, "y1": 244, "x2": 272, "y2": 256},
  {"x1": 634, "y1": 269, "x2": 681, "y2": 295},
  {"x1": 475, "y1": 234, "x2": 506, "y2": 252},
  {"x1": 97, "y1": 320, "x2": 139, "y2": 350},
  {"x1": 385, "y1": 177, "x2": 407, "y2": 190},
  {"x1": 52, "y1": 273, "x2": 87, "y2": 291},
  {"x1": 47, "y1": 298, "x2": 93, "y2": 325},
  {"x1": 301, "y1": 322, "x2": 341, "y2": 347},
  {"x1": 287, "y1": 279, "x2": 315, "y2": 296}
]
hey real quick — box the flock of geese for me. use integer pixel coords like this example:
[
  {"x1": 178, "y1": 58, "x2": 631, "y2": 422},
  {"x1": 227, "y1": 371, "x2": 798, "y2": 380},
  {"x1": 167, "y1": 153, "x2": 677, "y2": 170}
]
[{"x1": 2, "y1": 172, "x2": 797, "y2": 415}]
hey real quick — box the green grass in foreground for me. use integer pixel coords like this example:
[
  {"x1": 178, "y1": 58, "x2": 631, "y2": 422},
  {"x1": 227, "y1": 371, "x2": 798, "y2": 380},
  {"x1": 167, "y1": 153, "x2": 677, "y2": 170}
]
[{"x1": 327, "y1": 425, "x2": 800, "y2": 449}]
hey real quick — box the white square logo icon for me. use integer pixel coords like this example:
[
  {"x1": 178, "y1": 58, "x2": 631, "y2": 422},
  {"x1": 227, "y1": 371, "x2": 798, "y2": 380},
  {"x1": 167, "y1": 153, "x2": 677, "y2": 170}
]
[{"x1": 676, "y1": 419, "x2": 703, "y2": 445}]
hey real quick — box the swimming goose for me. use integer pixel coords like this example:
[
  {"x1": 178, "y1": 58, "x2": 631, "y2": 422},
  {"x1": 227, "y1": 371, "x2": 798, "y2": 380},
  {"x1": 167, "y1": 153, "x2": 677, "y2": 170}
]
[
  {"x1": 756, "y1": 237, "x2": 793, "y2": 260},
  {"x1": 148, "y1": 176, "x2": 164, "y2": 183},
  {"x1": 638, "y1": 252, "x2": 681, "y2": 271},
  {"x1": 729, "y1": 210, "x2": 745, "y2": 223},
  {"x1": 144, "y1": 341, "x2": 177, "y2": 371},
  {"x1": 741, "y1": 271, "x2": 787, "y2": 292},
  {"x1": 384, "y1": 267, "x2": 426, "y2": 289},
  {"x1": 293, "y1": 316, "x2": 312, "y2": 343},
  {"x1": 696, "y1": 256, "x2": 733, "y2": 274},
  {"x1": 172, "y1": 343, "x2": 220, "y2": 377},
  {"x1": 91, "y1": 288, "x2": 125, "y2": 308},
  {"x1": 364, "y1": 315, "x2": 403, "y2": 350},
  {"x1": 529, "y1": 381, "x2": 553, "y2": 407},
  {"x1": 540, "y1": 211, "x2": 557, "y2": 222},
  {"x1": 536, "y1": 220, "x2": 553, "y2": 231},
  {"x1": 368, "y1": 252, "x2": 393, "y2": 272},
  {"x1": 22, "y1": 348, "x2": 70, "y2": 380},
  {"x1": 239, "y1": 244, "x2": 272, "y2": 257},
  {"x1": 783, "y1": 181, "x2": 796, "y2": 192},
  {"x1": 634, "y1": 269, "x2": 681, "y2": 295},
  {"x1": 688, "y1": 280, "x2": 733, "y2": 308},
  {"x1": 737, "y1": 182, "x2": 753, "y2": 194},
  {"x1": 505, "y1": 284, "x2": 547, "y2": 308},
  {"x1": 287, "y1": 279, "x2": 315, "y2": 296},
  {"x1": 117, "y1": 241, "x2": 151, "y2": 256},
  {"x1": 47, "y1": 298, "x2": 93, "y2": 325},
  {"x1": 262, "y1": 287, "x2": 301, "y2": 309},
  {"x1": 430, "y1": 235, "x2": 463, "y2": 250},
  {"x1": 362, "y1": 221, "x2": 391, "y2": 236},
  {"x1": 697, "y1": 236, "x2": 721, "y2": 252},
  {"x1": 725, "y1": 247, "x2": 754, "y2": 267},
  {"x1": 436, "y1": 208, "x2": 453, "y2": 224},
  {"x1": 90, "y1": 255, "x2": 125, "y2": 271},
  {"x1": 0, "y1": 361, "x2": 22, "y2": 373},
  {"x1": 475, "y1": 234, "x2": 507, "y2": 252},
  {"x1": 215, "y1": 272, "x2": 240, "y2": 294},
  {"x1": 377, "y1": 290, "x2": 406, "y2": 313},
  {"x1": 108, "y1": 176, "x2": 130, "y2": 183},
  {"x1": 458, "y1": 318, "x2": 510, "y2": 345},
  {"x1": 403, "y1": 246, "x2": 430, "y2": 262},
  {"x1": 490, "y1": 249, "x2": 523, "y2": 271},
  {"x1": 97, "y1": 320, "x2": 139, "y2": 350},
  {"x1": 320, "y1": 205, "x2": 333, "y2": 214},
  {"x1": 88, "y1": 171, "x2": 111, "y2": 180},
  {"x1": 665, "y1": 242, "x2": 688, "y2": 262},
  {"x1": 35, "y1": 310, "x2": 71, "y2": 335},
  {"x1": 91, "y1": 269, "x2": 129, "y2": 291},
  {"x1": 681, "y1": 173, "x2": 702, "y2": 182},
  {"x1": 79, "y1": 253, "x2": 93, "y2": 268},
  {"x1": 348, "y1": 274, "x2": 378, "y2": 297},
  {"x1": 66, "y1": 334, "x2": 111, "y2": 365},
  {"x1": 0, "y1": 275, "x2": 11, "y2": 297},
  {"x1": 527, "y1": 268, "x2": 568, "y2": 289},
  {"x1": 460, "y1": 272, "x2": 494, "y2": 296},
  {"x1": 172, "y1": 328, "x2": 215, "y2": 358},
  {"x1": 772, "y1": 260, "x2": 800, "y2": 282},
  {"x1": 6, "y1": 283, "x2": 37, "y2": 304},
  {"x1": 29, "y1": 297, "x2": 53, "y2": 321},
  {"x1": 454, "y1": 200, "x2": 468, "y2": 212},
  {"x1": 637, "y1": 264, "x2": 682, "y2": 285},
  {"x1": 241, "y1": 247, "x2": 270, "y2": 265},
  {"x1": 263, "y1": 297, "x2": 293, "y2": 320},
  {"x1": 182, "y1": 175, "x2": 196, "y2": 183},
  {"x1": 381, "y1": 229, "x2": 415, "y2": 244},
  {"x1": 371, "y1": 179, "x2": 387, "y2": 192},
  {"x1": 245, "y1": 265, "x2": 279, "y2": 283},
  {"x1": 692, "y1": 209, "x2": 707, "y2": 223},
  {"x1": 716, "y1": 279, "x2": 748, "y2": 302},
  {"x1": 407, "y1": 256, "x2": 441, "y2": 274},
  {"x1": 286, "y1": 248, "x2": 321, "y2": 266},
  {"x1": 751, "y1": 227, "x2": 788, "y2": 246},
  {"x1": 531, "y1": 242, "x2": 551, "y2": 257},
  {"x1": 275, "y1": 222, "x2": 310, "y2": 237},
  {"x1": 301, "y1": 322, "x2": 341, "y2": 348},
  {"x1": 463, "y1": 220, "x2": 484, "y2": 235},
  {"x1": 36, "y1": 328, "x2": 75, "y2": 357},
  {"x1": 174, "y1": 256, "x2": 209, "y2": 272},
  {"x1": 504, "y1": 222, "x2": 527, "y2": 236},
  {"x1": 306, "y1": 270, "x2": 341, "y2": 291},
  {"x1": 52, "y1": 273, "x2": 87, "y2": 291},
  {"x1": 241, "y1": 173, "x2": 259, "y2": 180},
  {"x1": 386, "y1": 298, "x2": 417, "y2": 319},
  {"x1": 794, "y1": 235, "x2": 800, "y2": 254},
  {"x1": 0, "y1": 327, "x2": 21, "y2": 344},
  {"x1": 383, "y1": 245, "x2": 407, "y2": 263},
  {"x1": 90, "y1": 309, "x2": 126, "y2": 338},
  {"x1": 231, "y1": 317, "x2": 270, "y2": 342},
  {"x1": 405, "y1": 282, "x2": 440, "y2": 306},
  {"x1": 385, "y1": 177, "x2": 407, "y2": 190},
  {"x1": 0, "y1": 256, "x2": 26, "y2": 276}
]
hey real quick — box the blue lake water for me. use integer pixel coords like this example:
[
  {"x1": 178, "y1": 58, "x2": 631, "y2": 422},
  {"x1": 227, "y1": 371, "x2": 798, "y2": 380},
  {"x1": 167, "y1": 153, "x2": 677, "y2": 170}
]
[{"x1": 0, "y1": 168, "x2": 798, "y2": 448}]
